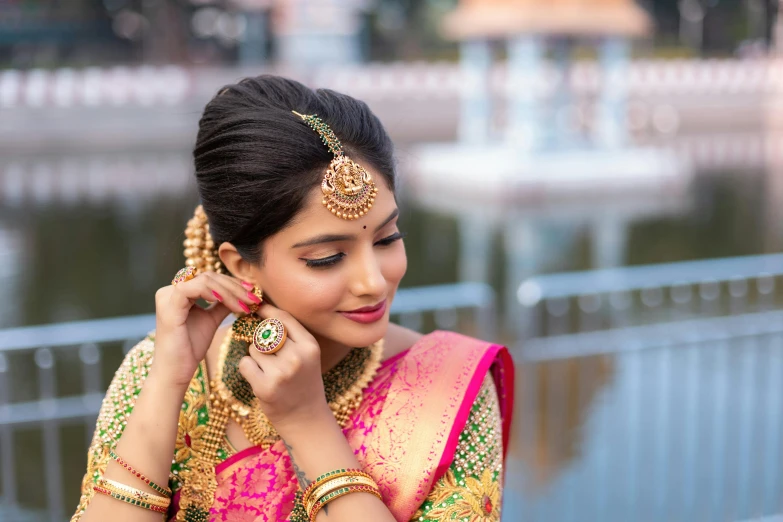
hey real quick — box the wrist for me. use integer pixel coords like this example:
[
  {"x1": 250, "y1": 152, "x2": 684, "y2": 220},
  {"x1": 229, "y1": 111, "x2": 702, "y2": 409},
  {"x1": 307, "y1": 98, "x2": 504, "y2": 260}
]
[
  {"x1": 146, "y1": 363, "x2": 191, "y2": 398},
  {"x1": 273, "y1": 403, "x2": 336, "y2": 441}
]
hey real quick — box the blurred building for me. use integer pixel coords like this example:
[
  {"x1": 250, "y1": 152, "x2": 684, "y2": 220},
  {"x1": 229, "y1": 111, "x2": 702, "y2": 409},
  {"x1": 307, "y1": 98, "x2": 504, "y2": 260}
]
[
  {"x1": 411, "y1": 0, "x2": 692, "y2": 333},
  {"x1": 0, "y1": 0, "x2": 778, "y2": 69}
]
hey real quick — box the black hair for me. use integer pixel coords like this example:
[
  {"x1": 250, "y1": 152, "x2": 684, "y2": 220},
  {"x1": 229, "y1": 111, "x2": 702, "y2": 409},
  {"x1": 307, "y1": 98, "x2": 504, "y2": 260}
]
[{"x1": 193, "y1": 74, "x2": 396, "y2": 265}]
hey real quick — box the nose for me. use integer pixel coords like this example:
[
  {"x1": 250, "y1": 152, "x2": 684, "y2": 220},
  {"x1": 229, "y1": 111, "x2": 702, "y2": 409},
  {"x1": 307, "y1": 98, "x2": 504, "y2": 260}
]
[{"x1": 349, "y1": 247, "x2": 386, "y2": 298}]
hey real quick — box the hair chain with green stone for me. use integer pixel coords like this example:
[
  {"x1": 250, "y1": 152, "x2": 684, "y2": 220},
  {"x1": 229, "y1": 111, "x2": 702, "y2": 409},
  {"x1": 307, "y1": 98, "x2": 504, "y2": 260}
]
[{"x1": 292, "y1": 111, "x2": 343, "y2": 157}]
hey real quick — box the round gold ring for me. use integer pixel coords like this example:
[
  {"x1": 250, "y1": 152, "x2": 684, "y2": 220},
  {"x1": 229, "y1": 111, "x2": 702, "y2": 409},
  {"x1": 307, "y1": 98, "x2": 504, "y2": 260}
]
[
  {"x1": 171, "y1": 266, "x2": 197, "y2": 286},
  {"x1": 252, "y1": 318, "x2": 287, "y2": 354}
]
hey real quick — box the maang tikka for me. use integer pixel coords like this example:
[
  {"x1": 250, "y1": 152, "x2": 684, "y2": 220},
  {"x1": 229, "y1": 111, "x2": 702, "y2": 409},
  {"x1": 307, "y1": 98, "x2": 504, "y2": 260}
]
[{"x1": 292, "y1": 111, "x2": 379, "y2": 220}]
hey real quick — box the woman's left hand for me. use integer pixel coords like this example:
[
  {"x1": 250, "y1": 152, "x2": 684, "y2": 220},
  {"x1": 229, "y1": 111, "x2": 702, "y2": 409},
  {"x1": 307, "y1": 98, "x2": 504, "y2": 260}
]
[{"x1": 237, "y1": 302, "x2": 331, "y2": 433}]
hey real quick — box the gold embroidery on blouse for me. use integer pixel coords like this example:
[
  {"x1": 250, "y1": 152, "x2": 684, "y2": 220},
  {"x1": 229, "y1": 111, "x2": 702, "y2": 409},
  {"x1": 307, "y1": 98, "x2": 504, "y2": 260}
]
[
  {"x1": 412, "y1": 374, "x2": 504, "y2": 522},
  {"x1": 71, "y1": 336, "x2": 156, "y2": 522},
  {"x1": 418, "y1": 468, "x2": 500, "y2": 521}
]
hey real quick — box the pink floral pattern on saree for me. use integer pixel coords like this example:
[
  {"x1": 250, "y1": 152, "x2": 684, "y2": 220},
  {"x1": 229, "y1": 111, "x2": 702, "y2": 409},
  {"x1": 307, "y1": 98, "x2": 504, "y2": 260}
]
[{"x1": 211, "y1": 443, "x2": 298, "y2": 521}]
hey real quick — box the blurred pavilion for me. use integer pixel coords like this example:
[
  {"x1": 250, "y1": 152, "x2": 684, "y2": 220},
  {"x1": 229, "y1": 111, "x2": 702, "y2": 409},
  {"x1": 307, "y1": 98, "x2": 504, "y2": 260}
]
[{"x1": 410, "y1": 0, "x2": 693, "y2": 333}]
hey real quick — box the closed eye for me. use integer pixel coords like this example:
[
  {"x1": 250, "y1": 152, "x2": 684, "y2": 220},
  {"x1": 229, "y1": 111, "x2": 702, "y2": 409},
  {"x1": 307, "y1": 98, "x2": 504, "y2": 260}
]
[
  {"x1": 374, "y1": 231, "x2": 406, "y2": 246},
  {"x1": 301, "y1": 231, "x2": 406, "y2": 269},
  {"x1": 302, "y1": 252, "x2": 345, "y2": 268}
]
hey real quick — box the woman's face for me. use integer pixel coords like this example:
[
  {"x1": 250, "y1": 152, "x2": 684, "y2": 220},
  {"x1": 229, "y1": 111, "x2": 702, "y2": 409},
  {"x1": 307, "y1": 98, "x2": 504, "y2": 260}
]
[{"x1": 255, "y1": 171, "x2": 407, "y2": 349}]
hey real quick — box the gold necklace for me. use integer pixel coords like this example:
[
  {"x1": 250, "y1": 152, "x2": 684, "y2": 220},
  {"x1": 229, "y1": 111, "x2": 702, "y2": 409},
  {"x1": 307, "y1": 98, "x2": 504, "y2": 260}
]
[{"x1": 210, "y1": 316, "x2": 383, "y2": 448}]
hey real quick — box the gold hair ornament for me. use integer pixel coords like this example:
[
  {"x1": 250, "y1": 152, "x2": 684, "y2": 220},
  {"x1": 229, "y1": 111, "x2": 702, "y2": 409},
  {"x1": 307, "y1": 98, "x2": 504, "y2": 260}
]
[{"x1": 292, "y1": 111, "x2": 379, "y2": 220}]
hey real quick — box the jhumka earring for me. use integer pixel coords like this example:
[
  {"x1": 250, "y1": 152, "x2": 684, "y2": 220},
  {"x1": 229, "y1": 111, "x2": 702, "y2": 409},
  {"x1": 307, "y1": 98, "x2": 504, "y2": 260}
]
[
  {"x1": 292, "y1": 111, "x2": 379, "y2": 220},
  {"x1": 183, "y1": 205, "x2": 225, "y2": 275}
]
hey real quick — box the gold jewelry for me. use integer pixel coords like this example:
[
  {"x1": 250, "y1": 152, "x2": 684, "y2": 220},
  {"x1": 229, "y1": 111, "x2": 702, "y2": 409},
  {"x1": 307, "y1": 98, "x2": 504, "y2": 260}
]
[
  {"x1": 108, "y1": 449, "x2": 172, "y2": 497},
  {"x1": 309, "y1": 485, "x2": 382, "y2": 521},
  {"x1": 304, "y1": 475, "x2": 378, "y2": 515},
  {"x1": 246, "y1": 286, "x2": 264, "y2": 314},
  {"x1": 95, "y1": 477, "x2": 171, "y2": 509},
  {"x1": 301, "y1": 468, "x2": 374, "y2": 507},
  {"x1": 93, "y1": 484, "x2": 169, "y2": 514},
  {"x1": 216, "y1": 320, "x2": 382, "y2": 447},
  {"x1": 292, "y1": 111, "x2": 379, "y2": 220},
  {"x1": 174, "y1": 330, "x2": 383, "y2": 522},
  {"x1": 171, "y1": 266, "x2": 196, "y2": 286},
  {"x1": 184, "y1": 204, "x2": 225, "y2": 275},
  {"x1": 252, "y1": 317, "x2": 286, "y2": 354}
]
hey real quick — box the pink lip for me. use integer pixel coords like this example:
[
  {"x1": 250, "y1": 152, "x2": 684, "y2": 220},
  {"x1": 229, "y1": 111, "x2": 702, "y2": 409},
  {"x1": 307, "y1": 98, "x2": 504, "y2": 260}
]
[{"x1": 339, "y1": 300, "x2": 387, "y2": 324}]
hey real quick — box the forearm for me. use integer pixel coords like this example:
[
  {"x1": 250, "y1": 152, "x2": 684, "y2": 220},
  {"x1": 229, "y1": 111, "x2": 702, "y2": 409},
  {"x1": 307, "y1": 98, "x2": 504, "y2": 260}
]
[
  {"x1": 81, "y1": 365, "x2": 186, "y2": 522},
  {"x1": 279, "y1": 409, "x2": 396, "y2": 522}
]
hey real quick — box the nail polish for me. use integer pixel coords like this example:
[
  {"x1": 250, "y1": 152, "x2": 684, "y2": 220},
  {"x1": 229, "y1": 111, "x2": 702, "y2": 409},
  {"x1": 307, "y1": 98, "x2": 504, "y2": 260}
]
[
  {"x1": 247, "y1": 291, "x2": 261, "y2": 304},
  {"x1": 211, "y1": 290, "x2": 223, "y2": 302},
  {"x1": 240, "y1": 281, "x2": 254, "y2": 291},
  {"x1": 238, "y1": 300, "x2": 251, "y2": 313}
]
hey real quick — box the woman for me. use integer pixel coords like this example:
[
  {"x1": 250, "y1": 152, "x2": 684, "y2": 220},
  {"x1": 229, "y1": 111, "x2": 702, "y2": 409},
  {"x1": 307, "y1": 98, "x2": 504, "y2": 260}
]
[{"x1": 71, "y1": 75, "x2": 514, "y2": 522}]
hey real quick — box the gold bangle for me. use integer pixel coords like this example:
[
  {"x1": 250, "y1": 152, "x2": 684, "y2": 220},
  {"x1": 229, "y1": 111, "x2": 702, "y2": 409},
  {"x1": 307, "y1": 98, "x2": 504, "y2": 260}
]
[
  {"x1": 96, "y1": 477, "x2": 171, "y2": 509},
  {"x1": 301, "y1": 468, "x2": 373, "y2": 505},
  {"x1": 309, "y1": 484, "x2": 382, "y2": 522},
  {"x1": 304, "y1": 475, "x2": 379, "y2": 515}
]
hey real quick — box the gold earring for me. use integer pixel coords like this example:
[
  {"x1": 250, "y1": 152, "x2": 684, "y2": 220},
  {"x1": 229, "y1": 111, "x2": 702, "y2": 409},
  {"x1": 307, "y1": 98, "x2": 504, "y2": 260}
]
[
  {"x1": 184, "y1": 205, "x2": 225, "y2": 275},
  {"x1": 247, "y1": 286, "x2": 264, "y2": 314}
]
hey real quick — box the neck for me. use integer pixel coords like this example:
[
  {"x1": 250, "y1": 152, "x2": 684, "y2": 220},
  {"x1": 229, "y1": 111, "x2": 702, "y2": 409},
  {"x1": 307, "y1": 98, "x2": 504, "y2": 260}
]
[{"x1": 314, "y1": 333, "x2": 354, "y2": 374}]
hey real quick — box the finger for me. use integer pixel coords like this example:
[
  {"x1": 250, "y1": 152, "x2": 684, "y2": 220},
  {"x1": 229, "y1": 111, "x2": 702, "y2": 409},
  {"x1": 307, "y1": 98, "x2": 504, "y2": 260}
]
[
  {"x1": 202, "y1": 300, "x2": 232, "y2": 327},
  {"x1": 238, "y1": 355, "x2": 272, "y2": 398},
  {"x1": 254, "y1": 302, "x2": 314, "y2": 343},
  {"x1": 168, "y1": 272, "x2": 258, "y2": 316}
]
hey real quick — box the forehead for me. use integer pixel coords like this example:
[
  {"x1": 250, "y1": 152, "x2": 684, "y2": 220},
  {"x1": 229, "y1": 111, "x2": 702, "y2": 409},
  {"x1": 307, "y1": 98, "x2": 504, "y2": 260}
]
[{"x1": 284, "y1": 169, "x2": 396, "y2": 236}]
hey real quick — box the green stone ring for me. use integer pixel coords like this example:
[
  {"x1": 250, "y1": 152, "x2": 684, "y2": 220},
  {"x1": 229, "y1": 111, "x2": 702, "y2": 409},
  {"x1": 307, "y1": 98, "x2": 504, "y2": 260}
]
[{"x1": 252, "y1": 318, "x2": 287, "y2": 354}]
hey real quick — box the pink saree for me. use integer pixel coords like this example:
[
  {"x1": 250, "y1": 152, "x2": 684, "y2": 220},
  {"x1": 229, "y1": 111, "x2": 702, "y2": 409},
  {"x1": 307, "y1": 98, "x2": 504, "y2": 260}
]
[{"x1": 170, "y1": 330, "x2": 514, "y2": 522}]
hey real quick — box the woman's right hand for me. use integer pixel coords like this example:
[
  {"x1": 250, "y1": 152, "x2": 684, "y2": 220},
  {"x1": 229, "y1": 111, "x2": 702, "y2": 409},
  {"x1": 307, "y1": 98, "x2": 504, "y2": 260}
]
[{"x1": 152, "y1": 271, "x2": 261, "y2": 388}]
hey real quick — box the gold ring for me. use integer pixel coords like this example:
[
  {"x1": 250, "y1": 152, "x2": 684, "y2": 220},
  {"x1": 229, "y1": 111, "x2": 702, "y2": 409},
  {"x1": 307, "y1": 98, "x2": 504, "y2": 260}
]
[
  {"x1": 171, "y1": 266, "x2": 196, "y2": 286},
  {"x1": 252, "y1": 318, "x2": 287, "y2": 354}
]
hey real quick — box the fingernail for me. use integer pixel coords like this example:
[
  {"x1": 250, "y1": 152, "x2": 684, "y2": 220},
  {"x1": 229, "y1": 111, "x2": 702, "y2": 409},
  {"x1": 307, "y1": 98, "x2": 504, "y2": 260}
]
[
  {"x1": 247, "y1": 291, "x2": 261, "y2": 304},
  {"x1": 211, "y1": 290, "x2": 223, "y2": 302},
  {"x1": 238, "y1": 300, "x2": 251, "y2": 313},
  {"x1": 240, "y1": 281, "x2": 254, "y2": 291}
]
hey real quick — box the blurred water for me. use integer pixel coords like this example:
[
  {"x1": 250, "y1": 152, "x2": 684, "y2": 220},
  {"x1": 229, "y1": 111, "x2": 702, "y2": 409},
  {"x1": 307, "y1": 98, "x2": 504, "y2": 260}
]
[
  {"x1": 507, "y1": 338, "x2": 783, "y2": 522},
  {"x1": 2, "y1": 140, "x2": 782, "y2": 520}
]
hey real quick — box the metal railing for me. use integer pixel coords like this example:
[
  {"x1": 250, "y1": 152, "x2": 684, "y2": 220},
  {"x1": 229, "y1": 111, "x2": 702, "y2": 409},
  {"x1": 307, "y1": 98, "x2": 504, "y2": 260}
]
[
  {"x1": 516, "y1": 253, "x2": 783, "y2": 346},
  {"x1": 505, "y1": 254, "x2": 783, "y2": 522},
  {"x1": 0, "y1": 282, "x2": 495, "y2": 522}
]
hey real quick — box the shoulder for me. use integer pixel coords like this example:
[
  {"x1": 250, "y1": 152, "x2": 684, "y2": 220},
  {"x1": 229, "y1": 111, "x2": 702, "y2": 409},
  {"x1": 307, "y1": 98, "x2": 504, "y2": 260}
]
[
  {"x1": 412, "y1": 372, "x2": 505, "y2": 522},
  {"x1": 402, "y1": 329, "x2": 501, "y2": 360},
  {"x1": 381, "y1": 322, "x2": 423, "y2": 361}
]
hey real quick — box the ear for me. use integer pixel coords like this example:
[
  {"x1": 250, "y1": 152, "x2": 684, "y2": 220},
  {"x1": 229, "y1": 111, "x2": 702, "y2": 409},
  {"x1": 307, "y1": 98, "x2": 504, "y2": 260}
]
[{"x1": 218, "y1": 242, "x2": 260, "y2": 286}]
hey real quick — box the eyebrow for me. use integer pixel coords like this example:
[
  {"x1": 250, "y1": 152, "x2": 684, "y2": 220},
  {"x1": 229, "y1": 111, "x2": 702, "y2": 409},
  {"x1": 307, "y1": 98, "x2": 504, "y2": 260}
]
[{"x1": 292, "y1": 208, "x2": 399, "y2": 248}]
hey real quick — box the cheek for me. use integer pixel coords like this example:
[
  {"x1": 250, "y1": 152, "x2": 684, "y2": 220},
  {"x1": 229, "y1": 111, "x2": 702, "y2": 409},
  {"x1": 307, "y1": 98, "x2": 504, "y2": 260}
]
[
  {"x1": 382, "y1": 243, "x2": 407, "y2": 286},
  {"x1": 277, "y1": 275, "x2": 344, "y2": 316},
  {"x1": 263, "y1": 258, "x2": 343, "y2": 316}
]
